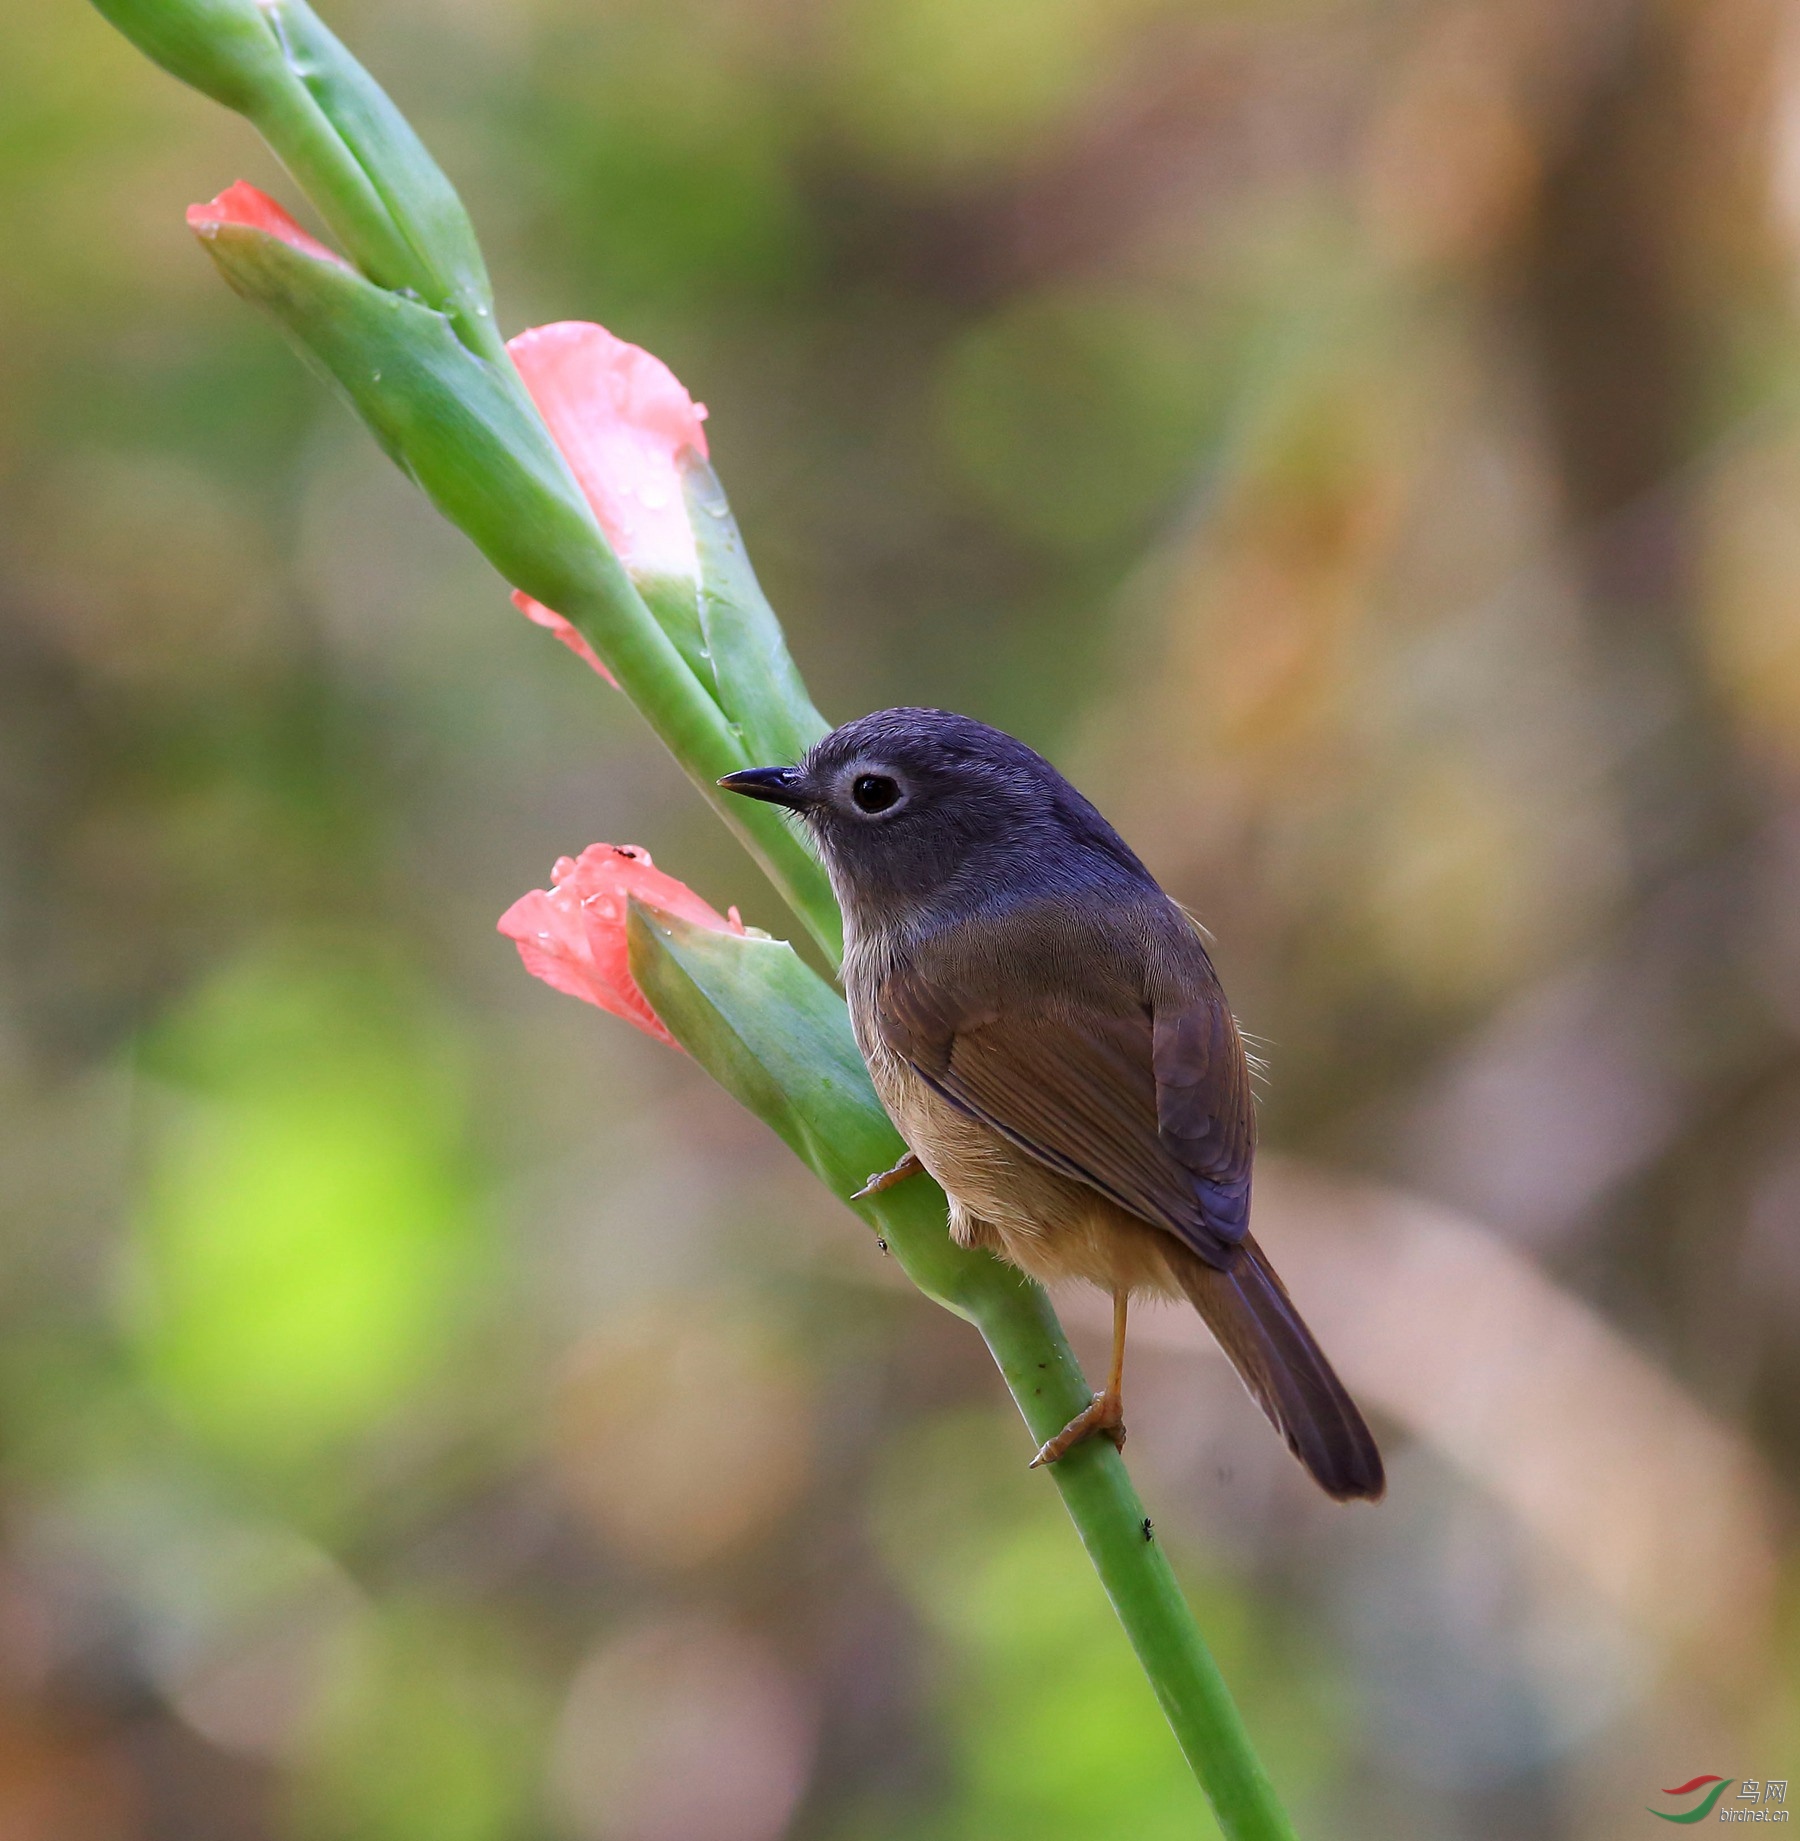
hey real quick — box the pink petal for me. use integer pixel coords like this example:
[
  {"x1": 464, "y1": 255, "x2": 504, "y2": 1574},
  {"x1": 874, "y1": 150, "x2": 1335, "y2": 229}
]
[
  {"x1": 508, "y1": 322, "x2": 708, "y2": 585},
  {"x1": 186, "y1": 181, "x2": 348, "y2": 267},
  {"x1": 511, "y1": 589, "x2": 619, "y2": 687},
  {"x1": 498, "y1": 843, "x2": 744, "y2": 1046}
]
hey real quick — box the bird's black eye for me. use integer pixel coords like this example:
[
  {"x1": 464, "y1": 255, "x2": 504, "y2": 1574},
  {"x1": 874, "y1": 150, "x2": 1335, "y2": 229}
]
[{"x1": 851, "y1": 773, "x2": 901, "y2": 814}]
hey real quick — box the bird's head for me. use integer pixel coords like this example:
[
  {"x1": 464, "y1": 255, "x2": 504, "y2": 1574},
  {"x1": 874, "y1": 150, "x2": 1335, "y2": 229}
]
[{"x1": 720, "y1": 707, "x2": 1150, "y2": 932}]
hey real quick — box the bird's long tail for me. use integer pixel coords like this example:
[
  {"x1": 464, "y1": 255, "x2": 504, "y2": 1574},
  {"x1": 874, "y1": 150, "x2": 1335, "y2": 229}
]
[{"x1": 1167, "y1": 1234, "x2": 1385, "y2": 1501}]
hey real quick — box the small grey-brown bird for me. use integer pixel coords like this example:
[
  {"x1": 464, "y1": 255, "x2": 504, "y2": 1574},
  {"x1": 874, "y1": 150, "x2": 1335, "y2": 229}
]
[{"x1": 721, "y1": 707, "x2": 1383, "y2": 1500}]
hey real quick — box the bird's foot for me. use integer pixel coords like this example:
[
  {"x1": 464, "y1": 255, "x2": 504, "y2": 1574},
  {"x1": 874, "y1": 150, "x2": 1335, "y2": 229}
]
[
  {"x1": 1029, "y1": 1392, "x2": 1126, "y2": 1468},
  {"x1": 851, "y1": 1150, "x2": 924, "y2": 1200}
]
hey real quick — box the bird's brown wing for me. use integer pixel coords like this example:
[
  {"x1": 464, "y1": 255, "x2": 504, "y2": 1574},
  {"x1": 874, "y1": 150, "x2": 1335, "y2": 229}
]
[{"x1": 874, "y1": 912, "x2": 1254, "y2": 1266}]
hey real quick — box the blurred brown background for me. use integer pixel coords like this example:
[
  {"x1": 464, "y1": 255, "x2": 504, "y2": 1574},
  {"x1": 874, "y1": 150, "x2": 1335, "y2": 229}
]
[{"x1": 1, "y1": 0, "x2": 1797, "y2": 1835}]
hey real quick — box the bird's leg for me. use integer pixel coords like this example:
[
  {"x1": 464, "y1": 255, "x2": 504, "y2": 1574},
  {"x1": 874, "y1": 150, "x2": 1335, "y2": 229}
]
[
  {"x1": 851, "y1": 1149, "x2": 924, "y2": 1200},
  {"x1": 1030, "y1": 1291, "x2": 1128, "y2": 1467}
]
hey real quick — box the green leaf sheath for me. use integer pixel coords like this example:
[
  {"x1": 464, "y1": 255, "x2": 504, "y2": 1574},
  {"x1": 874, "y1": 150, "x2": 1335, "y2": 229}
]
[
  {"x1": 629, "y1": 909, "x2": 1300, "y2": 1841},
  {"x1": 90, "y1": 0, "x2": 503, "y2": 361},
  {"x1": 684, "y1": 459, "x2": 834, "y2": 770},
  {"x1": 192, "y1": 223, "x2": 840, "y2": 957},
  {"x1": 253, "y1": 0, "x2": 499, "y2": 355}
]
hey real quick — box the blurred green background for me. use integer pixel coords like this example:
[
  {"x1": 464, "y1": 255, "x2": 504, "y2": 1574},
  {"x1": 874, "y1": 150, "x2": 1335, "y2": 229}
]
[{"x1": 2, "y1": 0, "x2": 1797, "y2": 1835}]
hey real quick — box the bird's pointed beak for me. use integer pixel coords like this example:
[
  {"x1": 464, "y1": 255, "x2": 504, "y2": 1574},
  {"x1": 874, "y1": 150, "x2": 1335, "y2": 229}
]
[{"x1": 717, "y1": 765, "x2": 810, "y2": 809}]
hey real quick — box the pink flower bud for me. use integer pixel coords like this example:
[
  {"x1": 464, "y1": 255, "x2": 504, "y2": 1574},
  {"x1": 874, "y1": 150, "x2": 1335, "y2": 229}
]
[
  {"x1": 186, "y1": 181, "x2": 348, "y2": 267},
  {"x1": 507, "y1": 321, "x2": 709, "y2": 586},
  {"x1": 498, "y1": 844, "x2": 743, "y2": 1046}
]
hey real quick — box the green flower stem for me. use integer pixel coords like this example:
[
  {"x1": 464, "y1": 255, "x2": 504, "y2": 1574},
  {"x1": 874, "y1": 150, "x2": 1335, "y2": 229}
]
[
  {"x1": 961, "y1": 1263, "x2": 1298, "y2": 1840},
  {"x1": 877, "y1": 1178, "x2": 1295, "y2": 1836}
]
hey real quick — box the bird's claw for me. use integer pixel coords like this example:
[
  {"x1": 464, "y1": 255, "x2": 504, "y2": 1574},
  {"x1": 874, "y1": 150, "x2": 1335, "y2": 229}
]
[
  {"x1": 852, "y1": 1149, "x2": 924, "y2": 1200},
  {"x1": 1029, "y1": 1392, "x2": 1127, "y2": 1468}
]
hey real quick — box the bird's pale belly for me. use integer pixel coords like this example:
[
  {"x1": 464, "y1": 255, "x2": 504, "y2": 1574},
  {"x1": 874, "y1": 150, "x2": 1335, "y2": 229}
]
[{"x1": 861, "y1": 1028, "x2": 1183, "y2": 1300}]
